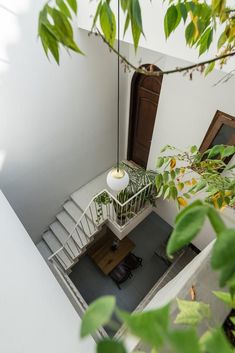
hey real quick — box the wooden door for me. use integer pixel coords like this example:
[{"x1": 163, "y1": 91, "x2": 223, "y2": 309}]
[{"x1": 127, "y1": 65, "x2": 163, "y2": 169}]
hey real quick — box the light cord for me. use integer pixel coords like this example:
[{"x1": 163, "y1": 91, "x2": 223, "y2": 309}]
[{"x1": 117, "y1": 0, "x2": 120, "y2": 172}]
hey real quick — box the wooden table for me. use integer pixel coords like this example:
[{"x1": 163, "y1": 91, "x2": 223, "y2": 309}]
[{"x1": 88, "y1": 233, "x2": 135, "y2": 275}]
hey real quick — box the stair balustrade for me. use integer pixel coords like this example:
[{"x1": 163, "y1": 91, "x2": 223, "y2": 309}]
[{"x1": 48, "y1": 182, "x2": 154, "y2": 265}]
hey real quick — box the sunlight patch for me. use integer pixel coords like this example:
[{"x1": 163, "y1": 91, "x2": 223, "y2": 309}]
[{"x1": 0, "y1": 150, "x2": 6, "y2": 171}]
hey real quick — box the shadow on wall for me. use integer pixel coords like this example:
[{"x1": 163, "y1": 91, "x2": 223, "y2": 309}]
[{"x1": 0, "y1": 1, "x2": 126, "y2": 243}]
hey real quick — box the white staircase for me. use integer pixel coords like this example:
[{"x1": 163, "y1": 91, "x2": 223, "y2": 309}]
[{"x1": 38, "y1": 163, "x2": 155, "y2": 272}]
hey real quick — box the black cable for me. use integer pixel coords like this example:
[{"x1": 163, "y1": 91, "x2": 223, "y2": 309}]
[{"x1": 117, "y1": 0, "x2": 120, "y2": 172}]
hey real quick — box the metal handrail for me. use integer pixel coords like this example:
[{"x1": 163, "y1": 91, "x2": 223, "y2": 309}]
[{"x1": 48, "y1": 182, "x2": 153, "y2": 262}]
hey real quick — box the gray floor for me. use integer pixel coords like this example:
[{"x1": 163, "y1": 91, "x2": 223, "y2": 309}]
[{"x1": 69, "y1": 212, "x2": 173, "y2": 313}]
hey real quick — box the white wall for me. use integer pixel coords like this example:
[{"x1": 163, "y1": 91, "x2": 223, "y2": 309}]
[
  {"x1": 0, "y1": 1, "x2": 128, "y2": 243},
  {"x1": 0, "y1": 190, "x2": 95, "y2": 353},
  {"x1": 147, "y1": 55, "x2": 235, "y2": 249}
]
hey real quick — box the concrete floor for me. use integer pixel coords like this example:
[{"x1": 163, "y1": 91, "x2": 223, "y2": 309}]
[
  {"x1": 69, "y1": 212, "x2": 199, "y2": 336},
  {"x1": 69, "y1": 212, "x2": 173, "y2": 311}
]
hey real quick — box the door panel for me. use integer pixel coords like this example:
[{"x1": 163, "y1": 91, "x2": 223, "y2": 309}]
[
  {"x1": 128, "y1": 65, "x2": 162, "y2": 169},
  {"x1": 132, "y1": 93, "x2": 159, "y2": 168}
]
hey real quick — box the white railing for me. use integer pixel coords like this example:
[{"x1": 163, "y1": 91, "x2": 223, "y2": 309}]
[{"x1": 48, "y1": 182, "x2": 154, "y2": 264}]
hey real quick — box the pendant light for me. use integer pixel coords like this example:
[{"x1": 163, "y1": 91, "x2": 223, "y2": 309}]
[{"x1": 107, "y1": 0, "x2": 129, "y2": 192}]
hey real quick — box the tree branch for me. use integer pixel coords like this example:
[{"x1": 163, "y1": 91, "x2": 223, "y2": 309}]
[{"x1": 94, "y1": 28, "x2": 235, "y2": 77}]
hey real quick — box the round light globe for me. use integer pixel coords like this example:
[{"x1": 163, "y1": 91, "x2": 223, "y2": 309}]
[{"x1": 106, "y1": 168, "x2": 129, "y2": 192}]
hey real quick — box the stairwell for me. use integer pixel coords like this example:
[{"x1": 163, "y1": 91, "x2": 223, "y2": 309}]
[{"x1": 37, "y1": 162, "x2": 155, "y2": 272}]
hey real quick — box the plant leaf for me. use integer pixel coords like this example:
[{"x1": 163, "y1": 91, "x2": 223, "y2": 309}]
[
  {"x1": 156, "y1": 157, "x2": 164, "y2": 168},
  {"x1": 118, "y1": 305, "x2": 170, "y2": 348},
  {"x1": 164, "y1": 5, "x2": 179, "y2": 38},
  {"x1": 167, "y1": 204, "x2": 208, "y2": 256},
  {"x1": 155, "y1": 174, "x2": 163, "y2": 190},
  {"x1": 175, "y1": 299, "x2": 211, "y2": 326},
  {"x1": 203, "y1": 328, "x2": 234, "y2": 353},
  {"x1": 80, "y1": 296, "x2": 115, "y2": 337},
  {"x1": 211, "y1": 229, "x2": 235, "y2": 270},
  {"x1": 207, "y1": 206, "x2": 226, "y2": 235},
  {"x1": 56, "y1": 0, "x2": 71, "y2": 19},
  {"x1": 66, "y1": 0, "x2": 77, "y2": 14},
  {"x1": 100, "y1": 2, "x2": 116, "y2": 47},
  {"x1": 97, "y1": 339, "x2": 127, "y2": 353},
  {"x1": 168, "y1": 329, "x2": 200, "y2": 353},
  {"x1": 205, "y1": 61, "x2": 215, "y2": 76},
  {"x1": 213, "y1": 291, "x2": 235, "y2": 308}
]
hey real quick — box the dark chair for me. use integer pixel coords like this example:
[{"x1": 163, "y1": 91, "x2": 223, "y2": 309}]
[
  {"x1": 109, "y1": 263, "x2": 132, "y2": 289},
  {"x1": 124, "y1": 252, "x2": 143, "y2": 270}
]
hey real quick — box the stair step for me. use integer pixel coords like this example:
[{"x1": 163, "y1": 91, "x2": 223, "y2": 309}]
[
  {"x1": 37, "y1": 240, "x2": 52, "y2": 261},
  {"x1": 56, "y1": 211, "x2": 88, "y2": 249},
  {"x1": 64, "y1": 200, "x2": 97, "y2": 237},
  {"x1": 50, "y1": 221, "x2": 80, "y2": 258},
  {"x1": 71, "y1": 168, "x2": 114, "y2": 212},
  {"x1": 42, "y1": 231, "x2": 73, "y2": 271}
]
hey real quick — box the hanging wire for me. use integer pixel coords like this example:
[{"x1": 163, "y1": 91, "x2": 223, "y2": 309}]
[{"x1": 117, "y1": 0, "x2": 120, "y2": 172}]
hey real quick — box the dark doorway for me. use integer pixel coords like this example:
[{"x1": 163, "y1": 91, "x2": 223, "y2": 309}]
[{"x1": 127, "y1": 64, "x2": 163, "y2": 169}]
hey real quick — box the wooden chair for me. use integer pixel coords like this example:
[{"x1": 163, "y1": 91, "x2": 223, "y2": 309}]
[{"x1": 124, "y1": 252, "x2": 143, "y2": 270}]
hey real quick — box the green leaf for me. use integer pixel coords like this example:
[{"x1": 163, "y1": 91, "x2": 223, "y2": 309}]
[
  {"x1": 123, "y1": 13, "x2": 130, "y2": 36},
  {"x1": 221, "y1": 146, "x2": 235, "y2": 159},
  {"x1": 167, "y1": 204, "x2": 208, "y2": 255},
  {"x1": 170, "y1": 186, "x2": 178, "y2": 200},
  {"x1": 213, "y1": 291, "x2": 235, "y2": 308},
  {"x1": 39, "y1": 23, "x2": 60, "y2": 64},
  {"x1": 218, "y1": 31, "x2": 227, "y2": 49},
  {"x1": 192, "y1": 179, "x2": 207, "y2": 193},
  {"x1": 131, "y1": 19, "x2": 141, "y2": 51},
  {"x1": 157, "y1": 185, "x2": 164, "y2": 198},
  {"x1": 118, "y1": 305, "x2": 170, "y2": 348},
  {"x1": 163, "y1": 171, "x2": 169, "y2": 183},
  {"x1": 92, "y1": 0, "x2": 102, "y2": 30},
  {"x1": 207, "y1": 145, "x2": 224, "y2": 158},
  {"x1": 100, "y1": 2, "x2": 116, "y2": 47},
  {"x1": 211, "y1": 229, "x2": 235, "y2": 270},
  {"x1": 170, "y1": 170, "x2": 176, "y2": 179},
  {"x1": 175, "y1": 200, "x2": 204, "y2": 223},
  {"x1": 168, "y1": 329, "x2": 200, "y2": 353},
  {"x1": 121, "y1": 0, "x2": 129, "y2": 12},
  {"x1": 190, "y1": 145, "x2": 198, "y2": 154},
  {"x1": 175, "y1": 299, "x2": 211, "y2": 326},
  {"x1": 198, "y1": 27, "x2": 213, "y2": 56},
  {"x1": 160, "y1": 144, "x2": 173, "y2": 153},
  {"x1": 80, "y1": 296, "x2": 115, "y2": 337},
  {"x1": 163, "y1": 186, "x2": 171, "y2": 200},
  {"x1": 97, "y1": 339, "x2": 127, "y2": 353},
  {"x1": 66, "y1": 0, "x2": 77, "y2": 14},
  {"x1": 156, "y1": 157, "x2": 164, "y2": 168},
  {"x1": 207, "y1": 206, "x2": 226, "y2": 235},
  {"x1": 185, "y1": 21, "x2": 195, "y2": 45},
  {"x1": 131, "y1": 0, "x2": 143, "y2": 33},
  {"x1": 51, "y1": 8, "x2": 83, "y2": 53},
  {"x1": 56, "y1": 0, "x2": 71, "y2": 18},
  {"x1": 219, "y1": 262, "x2": 235, "y2": 287},
  {"x1": 205, "y1": 61, "x2": 215, "y2": 76},
  {"x1": 178, "y1": 3, "x2": 188, "y2": 23},
  {"x1": 155, "y1": 174, "x2": 163, "y2": 190},
  {"x1": 203, "y1": 328, "x2": 234, "y2": 353},
  {"x1": 164, "y1": 5, "x2": 179, "y2": 38}
]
